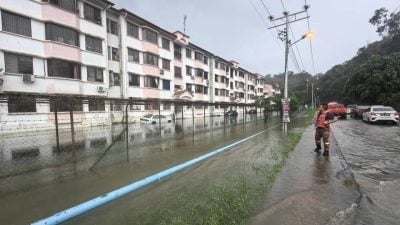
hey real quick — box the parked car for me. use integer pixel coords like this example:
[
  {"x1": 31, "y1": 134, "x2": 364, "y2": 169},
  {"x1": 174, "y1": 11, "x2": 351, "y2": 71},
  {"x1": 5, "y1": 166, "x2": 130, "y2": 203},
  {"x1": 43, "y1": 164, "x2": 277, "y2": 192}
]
[
  {"x1": 140, "y1": 114, "x2": 172, "y2": 124},
  {"x1": 328, "y1": 102, "x2": 347, "y2": 119},
  {"x1": 225, "y1": 110, "x2": 238, "y2": 116},
  {"x1": 346, "y1": 104, "x2": 357, "y2": 114},
  {"x1": 350, "y1": 105, "x2": 369, "y2": 119},
  {"x1": 362, "y1": 106, "x2": 399, "y2": 124},
  {"x1": 247, "y1": 109, "x2": 257, "y2": 114}
]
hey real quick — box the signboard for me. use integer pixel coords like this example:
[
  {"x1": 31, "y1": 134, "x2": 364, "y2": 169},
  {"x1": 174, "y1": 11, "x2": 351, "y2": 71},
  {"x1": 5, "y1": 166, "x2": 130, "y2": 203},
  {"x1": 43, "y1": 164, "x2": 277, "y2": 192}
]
[{"x1": 281, "y1": 98, "x2": 291, "y2": 123}]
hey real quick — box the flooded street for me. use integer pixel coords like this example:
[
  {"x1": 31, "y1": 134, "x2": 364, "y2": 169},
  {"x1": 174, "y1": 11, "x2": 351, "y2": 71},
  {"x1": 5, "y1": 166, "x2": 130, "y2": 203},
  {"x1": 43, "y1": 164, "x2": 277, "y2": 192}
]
[
  {"x1": 332, "y1": 118, "x2": 400, "y2": 225},
  {"x1": 0, "y1": 113, "x2": 302, "y2": 225}
]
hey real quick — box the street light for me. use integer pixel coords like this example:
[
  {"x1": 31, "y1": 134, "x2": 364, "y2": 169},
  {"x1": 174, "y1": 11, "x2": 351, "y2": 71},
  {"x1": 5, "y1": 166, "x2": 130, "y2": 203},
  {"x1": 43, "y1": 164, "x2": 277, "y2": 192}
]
[{"x1": 282, "y1": 31, "x2": 314, "y2": 123}]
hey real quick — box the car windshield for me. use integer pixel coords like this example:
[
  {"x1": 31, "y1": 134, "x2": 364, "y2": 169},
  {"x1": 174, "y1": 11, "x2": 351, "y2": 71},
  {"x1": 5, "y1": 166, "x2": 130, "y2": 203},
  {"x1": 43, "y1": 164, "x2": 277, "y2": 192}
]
[{"x1": 373, "y1": 107, "x2": 395, "y2": 112}]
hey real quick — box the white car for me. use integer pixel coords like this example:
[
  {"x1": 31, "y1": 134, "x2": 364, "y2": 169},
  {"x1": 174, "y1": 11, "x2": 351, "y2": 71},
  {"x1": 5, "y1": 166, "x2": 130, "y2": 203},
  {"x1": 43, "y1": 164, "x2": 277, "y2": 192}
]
[
  {"x1": 140, "y1": 114, "x2": 172, "y2": 124},
  {"x1": 362, "y1": 106, "x2": 399, "y2": 124}
]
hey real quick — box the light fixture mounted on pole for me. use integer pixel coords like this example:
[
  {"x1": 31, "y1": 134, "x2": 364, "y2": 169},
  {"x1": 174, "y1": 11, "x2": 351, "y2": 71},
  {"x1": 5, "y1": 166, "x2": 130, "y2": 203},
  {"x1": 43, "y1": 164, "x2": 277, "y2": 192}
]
[{"x1": 268, "y1": 5, "x2": 313, "y2": 123}]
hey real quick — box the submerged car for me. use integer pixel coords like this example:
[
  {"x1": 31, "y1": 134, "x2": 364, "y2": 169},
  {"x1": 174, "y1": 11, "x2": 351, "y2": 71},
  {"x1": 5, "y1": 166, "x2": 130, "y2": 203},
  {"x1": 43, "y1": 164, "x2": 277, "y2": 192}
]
[
  {"x1": 225, "y1": 110, "x2": 238, "y2": 116},
  {"x1": 362, "y1": 106, "x2": 399, "y2": 124},
  {"x1": 247, "y1": 109, "x2": 257, "y2": 114},
  {"x1": 140, "y1": 114, "x2": 172, "y2": 124}
]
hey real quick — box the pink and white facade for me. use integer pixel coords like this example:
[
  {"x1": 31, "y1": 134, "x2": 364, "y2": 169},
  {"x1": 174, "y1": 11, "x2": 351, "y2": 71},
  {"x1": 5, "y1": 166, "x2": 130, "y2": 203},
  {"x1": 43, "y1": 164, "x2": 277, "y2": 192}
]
[{"x1": 0, "y1": 0, "x2": 277, "y2": 132}]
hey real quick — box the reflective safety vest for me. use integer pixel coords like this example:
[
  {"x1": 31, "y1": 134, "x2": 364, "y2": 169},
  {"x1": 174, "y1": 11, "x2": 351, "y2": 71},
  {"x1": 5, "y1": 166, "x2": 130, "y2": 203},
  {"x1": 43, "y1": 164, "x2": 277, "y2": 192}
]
[{"x1": 316, "y1": 111, "x2": 329, "y2": 129}]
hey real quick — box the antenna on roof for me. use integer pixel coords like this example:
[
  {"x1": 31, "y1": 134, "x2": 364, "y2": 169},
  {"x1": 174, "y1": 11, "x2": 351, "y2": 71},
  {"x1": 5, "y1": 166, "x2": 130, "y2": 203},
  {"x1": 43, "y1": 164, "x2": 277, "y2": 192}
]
[{"x1": 183, "y1": 14, "x2": 187, "y2": 35}]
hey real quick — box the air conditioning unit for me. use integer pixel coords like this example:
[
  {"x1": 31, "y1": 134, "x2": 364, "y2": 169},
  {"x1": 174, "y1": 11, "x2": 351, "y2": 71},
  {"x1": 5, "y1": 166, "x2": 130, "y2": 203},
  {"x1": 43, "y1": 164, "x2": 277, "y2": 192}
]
[
  {"x1": 97, "y1": 86, "x2": 107, "y2": 93},
  {"x1": 160, "y1": 69, "x2": 164, "y2": 75},
  {"x1": 22, "y1": 74, "x2": 35, "y2": 83}
]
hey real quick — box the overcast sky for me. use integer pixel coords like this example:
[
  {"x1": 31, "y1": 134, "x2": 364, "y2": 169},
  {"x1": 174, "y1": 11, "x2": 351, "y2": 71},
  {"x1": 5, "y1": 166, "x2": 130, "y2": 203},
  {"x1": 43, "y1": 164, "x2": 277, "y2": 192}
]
[{"x1": 113, "y1": 0, "x2": 400, "y2": 76}]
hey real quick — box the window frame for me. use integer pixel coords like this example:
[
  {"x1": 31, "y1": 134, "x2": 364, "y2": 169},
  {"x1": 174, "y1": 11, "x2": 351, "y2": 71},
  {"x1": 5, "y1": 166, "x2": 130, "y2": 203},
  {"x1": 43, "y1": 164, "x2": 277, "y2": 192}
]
[
  {"x1": 162, "y1": 79, "x2": 170, "y2": 90},
  {"x1": 128, "y1": 73, "x2": 140, "y2": 87},
  {"x1": 142, "y1": 28, "x2": 158, "y2": 45},
  {"x1": 161, "y1": 37, "x2": 170, "y2": 50},
  {"x1": 106, "y1": 19, "x2": 118, "y2": 35},
  {"x1": 45, "y1": 23, "x2": 79, "y2": 47},
  {"x1": 83, "y1": 3, "x2": 102, "y2": 25},
  {"x1": 4, "y1": 52, "x2": 33, "y2": 75},
  {"x1": 1, "y1": 10, "x2": 32, "y2": 37},
  {"x1": 127, "y1": 48, "x2": 140, "y2": 63},
  {"x1": 143, "y1": 52, "x2": 159, "y2": 66},
  {"x1": 7, "y1": 96, "x2": 36, "y2": 113},
  {"x1": 144, "y1": 76, "x2": 159, "y2": 88},
  {"x1": 127, "y1": 21, "x2": 139, "y2": 38},
  {"x1": 87, "y1": 66, "x2": 103, "y2": 82},
  {"x1": 174, "y1": 66, "x2": 182, "y2": 78},
  {"x1": 162, "y1": 58, "x2": 170, "y2": 70},
  {"x1": 47, "y1": 58, "x2": 81, "y2": 80},
  {"x1": 85, "y1": 35, "x2": 102, "y2": 54}
]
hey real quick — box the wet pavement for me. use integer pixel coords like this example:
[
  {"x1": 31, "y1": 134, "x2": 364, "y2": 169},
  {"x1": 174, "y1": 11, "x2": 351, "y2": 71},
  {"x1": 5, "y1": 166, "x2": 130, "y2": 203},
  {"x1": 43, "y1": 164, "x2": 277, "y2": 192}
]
[
  {"x1": 250, "y1": 125, "x2": 360, "y2": 225},
  {"x1": 332, "y1": 119, "x2": 400, "y2": 225}
]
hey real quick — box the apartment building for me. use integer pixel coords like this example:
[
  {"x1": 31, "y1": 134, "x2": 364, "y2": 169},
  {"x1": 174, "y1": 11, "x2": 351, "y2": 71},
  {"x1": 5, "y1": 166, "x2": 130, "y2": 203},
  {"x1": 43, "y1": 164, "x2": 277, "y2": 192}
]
[{"x1": 0, "y1": 0, "x2": 277, "y2": 132}]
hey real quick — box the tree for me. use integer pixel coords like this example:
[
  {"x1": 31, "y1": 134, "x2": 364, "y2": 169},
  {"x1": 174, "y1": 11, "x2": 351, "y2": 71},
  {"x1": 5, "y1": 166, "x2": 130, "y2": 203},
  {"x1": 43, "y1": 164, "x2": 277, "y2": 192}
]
[{"x1": 369, "y1": 7, "x2": 400, "y2": 37}]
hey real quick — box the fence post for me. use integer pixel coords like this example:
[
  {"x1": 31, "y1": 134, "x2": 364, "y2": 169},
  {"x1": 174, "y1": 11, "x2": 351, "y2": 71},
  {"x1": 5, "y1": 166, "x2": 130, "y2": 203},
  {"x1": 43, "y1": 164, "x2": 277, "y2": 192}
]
[
  {"x1": 158, "y1": 102, "x2": 161, "y2": 134},
  {"x1": 54, "y1": 97, "x2": 60, "y2": 152},
  {"x1": 69, "y1": 98, "x2": 75, "y2": 150},
  {"x1": 125, "y1": 98, "x2": 131, "y2": 162}
]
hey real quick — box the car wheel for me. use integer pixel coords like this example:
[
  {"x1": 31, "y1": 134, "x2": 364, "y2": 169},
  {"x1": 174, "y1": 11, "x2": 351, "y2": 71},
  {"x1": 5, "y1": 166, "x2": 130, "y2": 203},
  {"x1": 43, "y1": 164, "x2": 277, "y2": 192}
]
[
  {"x1": 151, "y1": 121, "x2": 156, "y2": 125},
  {"x1": 168, "y1": 120, "x2": 171, "y2": 123}
]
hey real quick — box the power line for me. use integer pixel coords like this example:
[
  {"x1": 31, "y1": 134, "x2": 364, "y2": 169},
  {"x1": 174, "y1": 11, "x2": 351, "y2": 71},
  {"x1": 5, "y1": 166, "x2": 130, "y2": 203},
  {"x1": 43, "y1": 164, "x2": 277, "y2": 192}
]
[
  {"x1": 259, "y1": 0, "x2": 298, "y2": 71},
  {"x1": 280, "y1": 0, "x2": 305, "y2": 72},
  {"x1": 304, "y1": 0, "x2": 316, "y2": 74}
]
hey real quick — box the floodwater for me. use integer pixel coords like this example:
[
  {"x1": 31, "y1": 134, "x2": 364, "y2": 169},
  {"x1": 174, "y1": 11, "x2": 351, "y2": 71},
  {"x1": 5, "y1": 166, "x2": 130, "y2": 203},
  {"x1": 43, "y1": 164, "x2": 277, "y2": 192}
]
[
  {"x1": 332, "y1": 118, "x2": 400, "y2": 225},
  {"x1": 0, "y1": 113, "x2": 298, "y2": 225}
]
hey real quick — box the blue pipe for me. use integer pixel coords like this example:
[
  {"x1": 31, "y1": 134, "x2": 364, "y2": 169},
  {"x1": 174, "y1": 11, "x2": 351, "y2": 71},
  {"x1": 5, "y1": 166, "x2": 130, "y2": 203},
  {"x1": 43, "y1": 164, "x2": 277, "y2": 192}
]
[{"x1": 31, "y1": 123, "x2": 281, "y2": 225}]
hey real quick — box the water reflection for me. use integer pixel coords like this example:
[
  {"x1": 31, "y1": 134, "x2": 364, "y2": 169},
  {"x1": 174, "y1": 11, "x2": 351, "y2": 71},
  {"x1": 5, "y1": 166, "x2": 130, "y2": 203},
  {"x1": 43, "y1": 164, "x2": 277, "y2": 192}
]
[{"x1": 0, "y1": 115, "x2": 264, "y2": 189}]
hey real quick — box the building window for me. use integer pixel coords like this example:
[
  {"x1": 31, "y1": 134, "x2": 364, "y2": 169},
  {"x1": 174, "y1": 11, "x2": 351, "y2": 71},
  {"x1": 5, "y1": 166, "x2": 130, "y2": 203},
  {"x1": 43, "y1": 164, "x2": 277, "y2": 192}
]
[
  {"x1": 108, "y1": 47, "x2": 119, "y2": 61},
  {"x1": 127, "y1": 22, "x2": 139, "y2": 38},
  {"x1": 4, "y1": 52, "x2": 33, "y2": 74},
  {"x1": 144, "y1": 76, "x2": 159, "y2": 88},
  {"x1": 88, "y1": 99, "x2": 105, "y2": 111},
  {"x1": 195, "y1": 85, "x2": 203, "y2": 94},
  {"x1": 128, "y1": 48, "x2": 140, "y2": 63},
  {"x1": 142, "y1": 28, "x2": 158, "y2": 44},
  {"x1": 47, "y1": 58, "x2": 81, "y2": 79},
  {"x1": 215, "y1": 75, "x2": 219, "y2": 82},
  {"x1": 220, "y1": 63, "x2": 226, "y2": 70},
  {"x1": 196, "y1": 68, "x2": 203, "y2": 77},
  {"x1": 50, "y1": 98, "x2": 83, "y2": 112},
  {"x1": 129, "y1": 73, "x2": 140, "y2": 87},
  {"x1": 174, "y1": 44, "x2": 182, "y2": 60},
  {"x1": 1, "y1": 11, "x2": 32, "y2": 37},
  {"x1": 174, "y1": 66, "x2": 182, "y2": 78},
  {"x1": 163, "y1": 104, "x2": 171, "y2": 110},
  {"x1": 143, "y1": 52, "x2": 159, "y2": 66},
  {"x1": 85, "y1": 35, "x2": 102, "y2": 54},
  {"x1": 47, "y1": 0, "x2": 76, "y2": 12},
  {"x1": 215, "y1": 88, "x2": 219, "y2": 96},
  {"x1": 203, "y1": 71, "x2": 209, "y2": 80},
  {"x1": 162, "y1": 79, "x2": 170, "y2": 90},
  {"x1": 186, "y1": 48, "x2": 192, "y2": 58},
  {"x1": 45, "y1": 23, "x2": 79, "y2": 46},
  {"x1": 107, "y1": 19, "x2": 118, "y2": 35},
  {"x1": 204, "y1": 86, "x2": 208, "y2": 95},
  {"x1": 87, "y1": 66, "x2": 103, "y2": 82},
  {"x1": 130, "y1": 105, "x2": 141, "y2": 110},
  {"x1": 109, "y1": 71, "x2": 120, "y2": 86},
  {"x1": 186, "y1": 83, "x2": 192, "y2": 92},
  {"x1": 84, "y1": 3, "x2": 101, "y2": 25},
  {"x1": 8, "y1": 96, "x2": 36, "y2": 113},
  {"x1": 161, "y1": 38, "x2": 170, "y2": 50},
  {"x1": 195, "y1": 52, "x2": 203, "y2": 61},
  {"x1": 203, "y1": 56, "x2": 208, "y2": 65},
  {"x1": 186, "y1": 66, "x2": 192, "y2": 76},
  {"x1": 162, "y1": 58, "x2": 170, "y2": 70},
  {"x1": 215, "y1": 61, "x2": 219, "y2": 69}
]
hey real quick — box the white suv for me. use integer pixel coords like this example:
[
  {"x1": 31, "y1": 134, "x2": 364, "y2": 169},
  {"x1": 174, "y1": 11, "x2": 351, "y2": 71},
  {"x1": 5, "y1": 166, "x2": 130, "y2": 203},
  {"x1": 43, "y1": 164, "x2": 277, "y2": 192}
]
[
  {"x1": 362, "y1": 106, "x2": 399, "y2": 124},
  {"x1": 140, "y1": 114, "x2": 172, "y2": 124}
]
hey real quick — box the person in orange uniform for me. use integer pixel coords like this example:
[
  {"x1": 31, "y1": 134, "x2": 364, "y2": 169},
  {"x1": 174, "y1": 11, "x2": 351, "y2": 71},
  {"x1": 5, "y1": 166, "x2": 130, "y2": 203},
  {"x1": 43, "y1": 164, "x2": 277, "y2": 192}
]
[{"x1": 313, "y1": 103, "x2": 337, "y2": 156}]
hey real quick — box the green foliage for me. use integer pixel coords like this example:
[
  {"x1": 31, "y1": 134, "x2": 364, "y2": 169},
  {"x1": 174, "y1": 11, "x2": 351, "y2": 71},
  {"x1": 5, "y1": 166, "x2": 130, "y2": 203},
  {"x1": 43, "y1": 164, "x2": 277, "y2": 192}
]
[
  {"x1": 316, "y1": 7, "x2": 400, "y2": 107},
  {"x1": 344, "y1": 53, "x2": 400, "y2": 110}
]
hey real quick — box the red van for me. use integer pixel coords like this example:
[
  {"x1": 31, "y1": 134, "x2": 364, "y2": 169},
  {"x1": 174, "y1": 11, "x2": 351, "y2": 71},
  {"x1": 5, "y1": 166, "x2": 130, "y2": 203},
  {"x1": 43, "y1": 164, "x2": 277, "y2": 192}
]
[{"x1": 328, "y1": 102, "x2": 347, "y2": 119}]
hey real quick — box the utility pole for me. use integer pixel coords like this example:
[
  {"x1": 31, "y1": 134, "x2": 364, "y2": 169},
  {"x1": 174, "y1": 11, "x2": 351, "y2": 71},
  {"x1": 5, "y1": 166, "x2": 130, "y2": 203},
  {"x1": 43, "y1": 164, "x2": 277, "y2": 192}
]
[
  {"x1": 311, "y1": 82, "x2": 314, "y2": 108},
  {"x1": 268, "y1": 5, "x2": 310, "y2": 123}
]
